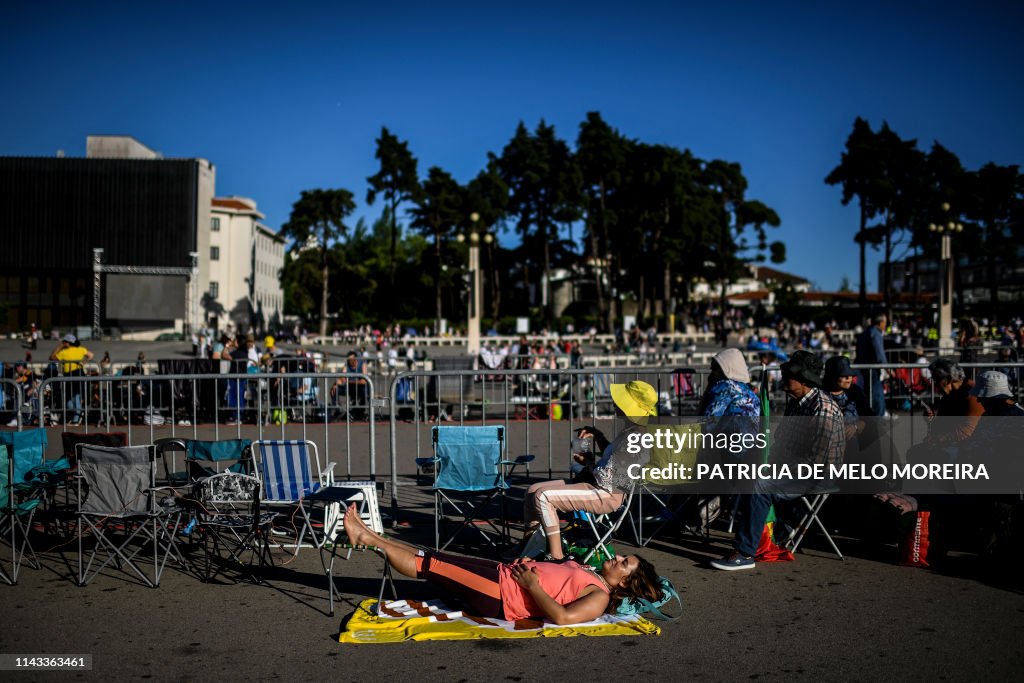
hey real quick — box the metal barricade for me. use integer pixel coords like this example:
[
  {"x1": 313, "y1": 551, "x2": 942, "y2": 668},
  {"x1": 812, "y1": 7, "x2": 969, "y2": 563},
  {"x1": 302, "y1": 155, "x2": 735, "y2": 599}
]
[
  {"x1": 385, "y1": 366, "x2": 727, "y2": 524},
  {"x1": 850, "y1": 361, "x2": 1024, "y2": 415},
  {"x1": 1, "y1": 378, "x2": 25, "y2": 430},
  {"x1": 34, "y1": 372, "x2": 377, "y2": 481}
]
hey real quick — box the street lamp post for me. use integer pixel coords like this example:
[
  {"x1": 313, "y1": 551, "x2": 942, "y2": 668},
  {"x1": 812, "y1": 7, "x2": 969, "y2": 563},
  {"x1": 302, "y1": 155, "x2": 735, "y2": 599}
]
[
  {"x1": 458, "y1": 213, "x2": 493, "y2": 356},
  {"x1": 929, "y1": 202, "x2": 963, "y2": 352}
]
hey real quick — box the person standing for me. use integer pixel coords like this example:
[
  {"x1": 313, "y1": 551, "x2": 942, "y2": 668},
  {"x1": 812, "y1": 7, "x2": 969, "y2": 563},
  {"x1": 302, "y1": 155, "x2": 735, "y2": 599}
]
[
  {"x1": 50, "y1": 333, "x2": 93, "y2": 425},
  {"x1": 855, "y1": 315, "x2": 888, "y2": 416}
]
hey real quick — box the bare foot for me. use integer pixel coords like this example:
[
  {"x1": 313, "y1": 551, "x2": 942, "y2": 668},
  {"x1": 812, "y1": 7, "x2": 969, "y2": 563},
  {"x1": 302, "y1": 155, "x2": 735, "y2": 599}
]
[{"x1": 343, "y1": 504, "x2": 370, "y2": 545}]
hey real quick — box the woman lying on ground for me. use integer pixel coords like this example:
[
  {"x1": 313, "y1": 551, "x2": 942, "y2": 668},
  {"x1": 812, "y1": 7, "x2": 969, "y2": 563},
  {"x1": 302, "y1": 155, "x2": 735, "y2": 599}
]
[
  {"x1": 342, "y1": 504, "x2": 661, "y2": 625},
  {"x1": 521, "y1": 380, "x2": 657, "y2": 560}
]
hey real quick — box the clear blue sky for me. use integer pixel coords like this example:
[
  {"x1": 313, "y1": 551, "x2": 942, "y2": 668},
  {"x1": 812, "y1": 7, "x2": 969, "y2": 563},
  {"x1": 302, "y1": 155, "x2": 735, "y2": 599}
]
[{"x1": 2, "y1": 1, "x2": 1021, "y2": 291}]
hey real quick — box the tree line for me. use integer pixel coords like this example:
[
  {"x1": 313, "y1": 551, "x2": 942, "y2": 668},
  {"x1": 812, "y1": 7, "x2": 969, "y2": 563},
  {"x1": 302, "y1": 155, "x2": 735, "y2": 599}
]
[
  {"x1": 280, "y1": 112, "x2": 785, "y2": 336},
  {"x1": 826, "y1": 117, "x2": 1024, "y2": 319}
]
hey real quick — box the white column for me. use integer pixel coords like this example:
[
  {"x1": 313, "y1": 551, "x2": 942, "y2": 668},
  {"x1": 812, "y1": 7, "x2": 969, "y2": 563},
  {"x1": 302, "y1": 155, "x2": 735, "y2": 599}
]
[
  {"x1": 467, "y1": 237, "x2": 481, "y2": 355},
  {"x1": 938, "y1": 233, "x2": 954, "y2": 352}
]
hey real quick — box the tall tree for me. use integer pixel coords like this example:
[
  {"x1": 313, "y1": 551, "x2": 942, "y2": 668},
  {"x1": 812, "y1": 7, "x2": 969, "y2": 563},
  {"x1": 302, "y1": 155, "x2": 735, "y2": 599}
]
[
  {"x1": 366, "y1": 127, "x2": 420, "y2": 316},
  {"x1": 826, "y1": 117, "x2": 885, "y2": 309},
  {"x1": 871, "y1": 123, "x2": 925, "y2": 319},
  {"x1": 965, "y1": 162, "x2": 1022, "y2": 316},
  {"x1": 280, "y1": 189, "x2": 355, "y2": 336},
  {"x1": 904, "y1": 142, "x2": 966, "y2": 312},
  {"x1": 497, "y1": 121, "x2": 581, "y2": 324},
  {"x1": 576, "y1": 112, "x2": 628, "y2": 331},
  {"x1": 701, "y1": 160, "x2": 782, "y2": 325},
  {"x1": 409, "y1": 166, "x2": 463, "y2": 332}
]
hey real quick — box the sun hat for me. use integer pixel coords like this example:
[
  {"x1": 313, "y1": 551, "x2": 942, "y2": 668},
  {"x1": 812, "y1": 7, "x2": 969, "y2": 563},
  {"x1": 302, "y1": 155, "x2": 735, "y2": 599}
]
[
  {"x1": 781, "y1": 350, "x2": 824, "y2": 388},
  {"x1": 62, "y1": 333, "x2": 77, "y2": 344},
  {"x1": 610, "y1": 380, "x2": 658, "y2": 424},
  {"x1": 969, "y1": 371, "x2": 1012, "y2": 400},
  {"x1": 823, "y1": 356, "x2": 856, "y2": 382},
  {"x1": 711, "y1": 348, "x2": 750, "y2": 384}
]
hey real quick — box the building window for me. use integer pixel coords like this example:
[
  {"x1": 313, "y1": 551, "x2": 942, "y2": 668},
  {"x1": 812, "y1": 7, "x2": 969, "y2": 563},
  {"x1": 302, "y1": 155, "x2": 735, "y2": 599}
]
[
  {"x1": 211, "y1": 217, "x2": 220, "y2": 232},
  {"x1": 210, "y1": 246, "x2": 220, "y2": 261},
  {"x1": 209, "y1": 282, "x2": 219, "y2": 298}
]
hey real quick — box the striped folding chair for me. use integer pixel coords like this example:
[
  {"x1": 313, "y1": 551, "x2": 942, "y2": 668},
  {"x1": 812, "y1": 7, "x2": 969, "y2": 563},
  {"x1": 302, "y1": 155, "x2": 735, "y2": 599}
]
[
  {"x1": 253, "y1": 439, "x2": 392, "y2": 615},
  {"x1": 252, "y1": 440, "x2": 334, "y2": 548}
]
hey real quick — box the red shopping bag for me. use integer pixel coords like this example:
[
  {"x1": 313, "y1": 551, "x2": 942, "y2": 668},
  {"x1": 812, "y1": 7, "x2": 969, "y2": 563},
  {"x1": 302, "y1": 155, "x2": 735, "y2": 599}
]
[{"x1": 900, "y1": 511, "x2": 931, "y2": 567}]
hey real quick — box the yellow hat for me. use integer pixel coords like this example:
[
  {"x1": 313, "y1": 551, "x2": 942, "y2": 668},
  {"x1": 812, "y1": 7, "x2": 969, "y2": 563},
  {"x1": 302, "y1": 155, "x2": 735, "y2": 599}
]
[
  {"x1": 610, "y1": 381, "x2": 658, "y2": 424},
  {"x1": 264, "y1": 336, "x2": 275, "y2": 348}
]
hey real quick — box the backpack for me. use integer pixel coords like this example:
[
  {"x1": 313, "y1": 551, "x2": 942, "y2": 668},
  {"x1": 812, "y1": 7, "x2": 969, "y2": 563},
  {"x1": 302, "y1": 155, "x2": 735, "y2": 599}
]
[{"x1": 615, "y1": 576, "x2": 682, "y2": 622}]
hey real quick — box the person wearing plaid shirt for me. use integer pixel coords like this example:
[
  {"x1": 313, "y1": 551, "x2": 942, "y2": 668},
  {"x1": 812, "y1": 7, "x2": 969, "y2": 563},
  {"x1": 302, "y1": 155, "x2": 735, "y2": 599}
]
[{"x1": 712, "y1": 350, "x2": 845, "y2": 570}]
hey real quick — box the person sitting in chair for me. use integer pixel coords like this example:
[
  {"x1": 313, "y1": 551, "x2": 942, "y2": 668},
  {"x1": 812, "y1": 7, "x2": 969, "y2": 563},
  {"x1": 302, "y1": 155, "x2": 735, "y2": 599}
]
[
  {"x1": 711, "y1": 350, "x2": 845, "y2": 571},
  {"x1": 341, "y1": 504, "x2": 661, "y2": 624},
  {"x1": 519, "y1": 380, "x2": 657, "y2": 561}
]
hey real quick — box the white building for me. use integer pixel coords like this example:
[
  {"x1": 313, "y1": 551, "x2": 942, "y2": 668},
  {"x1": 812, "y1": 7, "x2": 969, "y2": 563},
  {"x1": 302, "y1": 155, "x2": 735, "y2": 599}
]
[
  {"x1": 206, "y1": 196, "x2": 286, "y2": 334},
  {"x1": 690, "y1": 265, "x2": 812, "y2": 303}
]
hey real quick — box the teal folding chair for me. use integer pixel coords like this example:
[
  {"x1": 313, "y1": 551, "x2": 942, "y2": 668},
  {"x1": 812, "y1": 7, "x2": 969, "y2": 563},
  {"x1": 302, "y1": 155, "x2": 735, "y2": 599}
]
[
  {"x1": 156, "y1": 438, "x2": 252, "y2": 486},
  {"x1": 0, "y1": 429, "x2": 50, "y2": 584},
  {"x1": 417, "y1": 426, "x2": 532, "y2": 551},
  {"x1": 1, "y1": 445, "x2": 41, "y2": 584}
]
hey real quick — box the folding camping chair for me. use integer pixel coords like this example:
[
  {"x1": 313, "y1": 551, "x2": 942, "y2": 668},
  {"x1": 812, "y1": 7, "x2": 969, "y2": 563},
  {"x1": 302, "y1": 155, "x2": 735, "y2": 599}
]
[
  {"x1": 0, "y1": 430, "x2": 57, "y2": 581},
  {"x1": 319, "y1": 480, "x2": 396, "y2": 616},
  {"x1": 0, "y1": 444, "x2": 42, "y2": 589},
  {"x1": 252, "y1": 440, "x2": 392, "y2": 614},
  {"x1": 251, "y1": 439, "x2": 335, "y2": 548},
  {"x1": 563, "y1": 480, "x2": 637, "y2": 565},
  {"x1": 781, "y1": 489, "x2": 844, "y2": 560},
  {"x1": 417, "y1": 425, "x2": 532, "y2": 551},
  {"x1": 636, "y1": 422, "x2": 705, "y2": 546},
  {"x1": 188, "y1": 472, "x2": 277, "y2": 583},
  {"x1": 54, "y1": 431, "x2": 128, "y2": 513},
  {"x1": 76, "y1": 444, "x2": 182, "y2": 587},
  {"x1": 155, "y1": 438, "x2": 252, "y2": 486},
  {"x1": 588, "y1": 373, "x2": 613, "y2": 419}
]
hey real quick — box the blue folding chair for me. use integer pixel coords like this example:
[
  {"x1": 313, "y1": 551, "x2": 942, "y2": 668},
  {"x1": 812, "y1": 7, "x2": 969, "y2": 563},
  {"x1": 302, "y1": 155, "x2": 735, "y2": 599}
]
[
  {"x1": 417, "y1": 426, "x2": 533, "y2": 551},
  {"x1": 1, "y1": 429, "x2": 50, "y2": 584}
]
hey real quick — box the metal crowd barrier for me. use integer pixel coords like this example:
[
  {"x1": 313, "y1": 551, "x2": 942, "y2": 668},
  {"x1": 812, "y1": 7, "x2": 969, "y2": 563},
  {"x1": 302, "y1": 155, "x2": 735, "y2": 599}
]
[
  {"x1": 29, "y1": 372, "x2": 378, "y2": 481},
  {"x1": 1, "y1": 378, "x2": 24, "y2": 429},
  {"x1": 312, "y1": 331, "x2": 723, "y2": 347},
  {"x1": 850, "y1": 361, "x2": 1024, "y2": 413},
  {"x1": 384, "y1": 365, "x2": 736, "y2": 524},
  {"x1": 7, "y1": 359, "x2": 1024, "y2": 529}
]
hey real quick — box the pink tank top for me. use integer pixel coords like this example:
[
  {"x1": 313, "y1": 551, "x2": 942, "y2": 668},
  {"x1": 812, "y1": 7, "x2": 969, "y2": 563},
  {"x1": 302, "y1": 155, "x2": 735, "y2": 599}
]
[{"x1": 497, "y1": 560, "x2": 609, "y2": 621}]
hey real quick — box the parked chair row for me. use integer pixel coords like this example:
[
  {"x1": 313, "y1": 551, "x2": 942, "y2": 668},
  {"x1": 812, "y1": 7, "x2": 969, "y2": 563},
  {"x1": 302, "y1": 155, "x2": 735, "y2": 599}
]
[{"x1": 1, "y1": 430, "x2": 392, "y2": 616}]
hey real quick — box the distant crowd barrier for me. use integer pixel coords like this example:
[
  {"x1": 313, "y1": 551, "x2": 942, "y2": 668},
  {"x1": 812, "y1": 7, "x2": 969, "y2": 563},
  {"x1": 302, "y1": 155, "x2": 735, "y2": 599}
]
[
  {"x1": 21, "y1": 372, "x2": 379, "y2": 482},
  {"x1": 311, "y1": 331, "x2": 722, "y2": 347},
  {"x1": 4, "y1": 360, "x2": 1023, "y2": 531}
]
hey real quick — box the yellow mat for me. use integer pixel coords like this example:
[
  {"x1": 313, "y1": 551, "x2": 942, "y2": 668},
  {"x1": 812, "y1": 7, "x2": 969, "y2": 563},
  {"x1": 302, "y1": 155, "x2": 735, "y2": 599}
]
[{"x1": 339, "y1": 598, "x2": 661, "y2": 643}]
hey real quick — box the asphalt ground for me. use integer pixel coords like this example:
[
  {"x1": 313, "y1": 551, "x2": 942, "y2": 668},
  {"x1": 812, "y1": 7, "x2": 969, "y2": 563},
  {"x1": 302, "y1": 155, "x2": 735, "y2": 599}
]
[{"x1": 2, "y1": 447, "x2": 1023, "y2": 682}]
